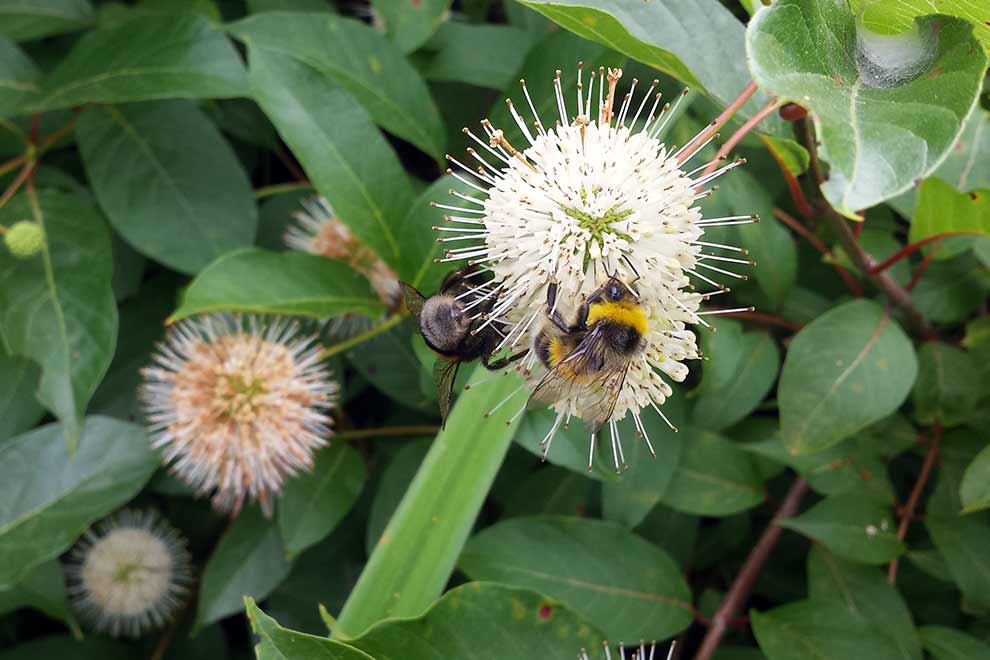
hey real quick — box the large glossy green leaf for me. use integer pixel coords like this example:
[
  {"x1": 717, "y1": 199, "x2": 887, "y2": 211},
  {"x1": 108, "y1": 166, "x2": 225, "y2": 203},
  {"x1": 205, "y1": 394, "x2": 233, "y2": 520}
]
[
  {"x1": 247, "y1": 47, "x2": 414, "y2": 269},
  {"x1": 0, "y1": 0, "x2": 94, "y2": 42},
  {"x1": 246, "y1": 598, "x2": 375, "y2": 660},
  {"x1": 693, "y1": 332, "x2": 780, "y2": 432},
  {"x1": 349, "y1": 582, "x2": 603, "y2": 660},
  {"x1": 459, "y1": 516, "x2": 693, "y2": 640},
  {"x1": 779, "y1": 494, "x2": 903, "y2": 564},
  {"x1": 336, "y1": 368, "x2": 526, "y2": 636},
  {"x1": 24, "y1": 14, "x2": 247, "y2": 112},
  {"x1": 0, "y1": 560, "x2": 77, "y2": 633},
  {"x1": 0, "y1": 417, "x2": 157, "y2": 588},
  {"x1": 747, "y1": 0, "x2": 987, "y2": 217},
  {"x1": 807, "y1": 546, "x2": 921, "y2": 660},
  {"x1": 912, "y1": 341, "x2": 982, "y2": 427},
  {"x1": 171, "y1": 248, "x2": 384, "y2": 321},
  {"x1": 0, "y1": 355, "x2": 44, "y2": 442},
  {"x1": 661, "y1": 429, "x2": 765, "y2": 516},
  {"x1": 910, "y1": 253, "x2": 990, "y2": 323},
  {"x1": 908, "y1": 178, "x2": 990, "y2": 261},
  {"x1": 0, "y1": 37, "x2": 38, "y2": 116},
  {"x1": 517, "y1": 0, "x2": 782, "y2": 130},
  {"x1": 778, "y1": 300, "x2": 917, "y2": 455},
  {"x1": 850, "y1": 0, "x2": 990, "y2": 51},
  {"x1": 196, "y1": 506, "x2": 292, "y2": 630},
  {"x1": 919, "y1": 626, "x2": 990, "y2": 660},
  {"x1": 371, "y1": 0, "x2": 450, "y2": 54},
  {"x1": 751, "y1": 600, "x2": 908, "y2": 660},
  {"x1": 277, "y1": 443, "x2": 365, "y2": 559},
  {"x1": 421, "y1": 23, "x2": 540, "y2": 90},
  {"x1": 229, "y1": 12, "x2": 446, "y2": 161},
  {"x1": 0, "y1": 191, "x2": 117, "y2": 449},
  {"x1": 77, "y1": 101, "x2": 257, "y2": 274},
  {"x1": 960, "y1": 444, "x2": 990, "y2": 514}
]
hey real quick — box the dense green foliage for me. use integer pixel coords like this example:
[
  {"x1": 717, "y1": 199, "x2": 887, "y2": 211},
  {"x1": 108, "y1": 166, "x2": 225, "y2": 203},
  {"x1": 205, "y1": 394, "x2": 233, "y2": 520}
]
[{"x1": 0, "y1": 1, "x2": 988, "y2": 659}]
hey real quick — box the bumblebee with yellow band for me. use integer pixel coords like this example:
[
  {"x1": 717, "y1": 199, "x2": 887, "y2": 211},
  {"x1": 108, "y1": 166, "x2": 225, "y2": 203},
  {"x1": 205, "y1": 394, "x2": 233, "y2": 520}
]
[{"x1": 531, "y1": 275, "x2": 648, "y2": 433}]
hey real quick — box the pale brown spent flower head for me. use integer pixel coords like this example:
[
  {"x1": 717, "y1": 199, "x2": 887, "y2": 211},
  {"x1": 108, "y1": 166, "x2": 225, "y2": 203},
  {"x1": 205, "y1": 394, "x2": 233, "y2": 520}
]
[
  {"x1": 65, "y1": 510, "x2": 192, "y2": 638},
  {"x1": 285, "y1": 196, "x2": 400, "y2": 306},
  {"x1": 140, "y1": 315, "x2": 337, "y2": 515}
]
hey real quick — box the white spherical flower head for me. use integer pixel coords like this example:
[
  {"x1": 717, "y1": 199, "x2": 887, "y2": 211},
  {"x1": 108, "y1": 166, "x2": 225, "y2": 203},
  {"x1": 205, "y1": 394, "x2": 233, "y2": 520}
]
[
  {"x1": 580, "y1": 640, "x2": 673, "y2": 660},
  {"x1": 141, "y1": 315, "x2": 338, "y2": 515},
  {"x1": 438, "y1": 66, "x2": 755, "y2": 471},
  {"x1": 66, "y1": 510, "x2": 192, "y2": 638}
]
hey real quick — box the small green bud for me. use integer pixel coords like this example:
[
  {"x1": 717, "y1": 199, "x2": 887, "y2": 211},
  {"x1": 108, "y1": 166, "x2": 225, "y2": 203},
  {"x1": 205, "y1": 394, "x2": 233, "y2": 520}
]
[{"x1": 4, "y1": 221, "x2": 45, "y2": 258}]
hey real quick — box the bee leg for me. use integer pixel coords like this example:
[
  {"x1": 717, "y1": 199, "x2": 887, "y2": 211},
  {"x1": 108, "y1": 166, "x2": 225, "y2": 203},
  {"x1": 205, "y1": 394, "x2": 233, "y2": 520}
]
[
  {"x1": 573, "y1": 299, "x2": 591, "y2": 331},
  {"x1": 545, "y1": 282, "x2": 571, "y2": 333},
  {"x1": 482, "y1": 348, "x2": 528, "y2": 370}
]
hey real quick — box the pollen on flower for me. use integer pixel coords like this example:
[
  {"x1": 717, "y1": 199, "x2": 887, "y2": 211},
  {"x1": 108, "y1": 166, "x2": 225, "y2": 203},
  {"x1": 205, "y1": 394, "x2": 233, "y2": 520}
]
[
  {"x1": 438, "y1": 64, "x2": 756, "y2": 472},
  {"x1": 285, "y1": 196, "x2": 400, "y2": 307},
  {"x1": 65, "y1": 510, "x2": 192, "y2": 638},
  {"x1": 140, "y1": 315, "x2": 338, "y2": 515}
]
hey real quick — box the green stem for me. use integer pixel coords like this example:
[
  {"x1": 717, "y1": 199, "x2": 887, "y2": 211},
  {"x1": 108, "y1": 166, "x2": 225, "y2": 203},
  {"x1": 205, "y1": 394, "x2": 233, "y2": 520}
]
[
  {"x1": 320, "y1": 314, "x2": 405, "y2": 360},
  {"x1": 335, "y1": 426, "x2": 439, "y2": 442},
  {"x1": 336, "y1": 367, "x2": 526, "y2": 637},
  {"x1": 254, "y1": 181, "x2": 313, "y2": 199}
]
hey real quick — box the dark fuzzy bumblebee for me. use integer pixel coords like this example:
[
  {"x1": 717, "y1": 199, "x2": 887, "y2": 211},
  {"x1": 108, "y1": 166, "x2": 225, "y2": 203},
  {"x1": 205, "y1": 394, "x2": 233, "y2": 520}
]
[
  {"x1": 400, "y1": 268, "x2": 526, "y2": 425},
  {"x1": 531, "y1": 275, "x2": 647, "y2": 432}
]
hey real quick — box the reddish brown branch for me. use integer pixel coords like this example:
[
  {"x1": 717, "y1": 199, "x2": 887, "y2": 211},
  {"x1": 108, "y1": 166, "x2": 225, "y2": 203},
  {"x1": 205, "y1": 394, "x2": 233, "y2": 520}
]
[
  {"x1": 888, "y1": 424, "x2": 942, "y2": 585},
  {"x1": 766, "y1": 145, "x2": 818, "y2": 217},
  {"x1": 906, "y1": 238, "x2": 942, "y2": 291},
  {"x1": 694, "y1": 478, "x2": 809, "y2": 660},
  {"x1": 697, "y1": 98, "x2": 781, "y2": 180},
  {"x1": 707, "y1": 307, "x2": 803, "y2": 332},
  {"x1": 772, "y1": 208, "x2": 861, "y2": 295},
  {"x1": 868, "y1": 233, "x2": 971, "y2": 275},
  {"x1": 677, "y1": 81, "x2": 759, "y2": 165}
]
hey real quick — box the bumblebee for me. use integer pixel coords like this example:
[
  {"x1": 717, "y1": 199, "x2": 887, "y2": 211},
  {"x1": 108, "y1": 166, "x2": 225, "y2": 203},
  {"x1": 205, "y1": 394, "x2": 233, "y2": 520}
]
[
  {"x1": 400, "y1": 267, "x2": 527, "y2": 425},
  {"x1": 531, "y1": 275, "x2": 647, "y2": 431}
]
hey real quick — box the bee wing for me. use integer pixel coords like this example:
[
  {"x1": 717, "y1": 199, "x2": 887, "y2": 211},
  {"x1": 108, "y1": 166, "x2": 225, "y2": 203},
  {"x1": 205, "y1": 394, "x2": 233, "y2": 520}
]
[
  {"x1": 398, "y1": 282, "x2": 427, "y2": 322},
  {"x1": 529, "y1": 327, "x2": 627, "y2": 432},
  {"x1": 433, "y1": 359, "x2": 460, "y2": 427}
]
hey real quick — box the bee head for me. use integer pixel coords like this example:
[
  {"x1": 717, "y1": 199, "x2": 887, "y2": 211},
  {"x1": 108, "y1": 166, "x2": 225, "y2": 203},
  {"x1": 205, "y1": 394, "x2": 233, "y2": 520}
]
[{"x1": 602, "y1": 275, "x2": 636, "y2": 302}]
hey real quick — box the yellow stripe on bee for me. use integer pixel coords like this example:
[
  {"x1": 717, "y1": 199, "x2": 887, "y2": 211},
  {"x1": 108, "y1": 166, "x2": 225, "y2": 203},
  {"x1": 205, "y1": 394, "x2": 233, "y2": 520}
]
[
  {"x1": 586, "y1": 301, "x2": 648, "y2": 335},
  {"x1": 548, "y1": 336, "x2": 569, "y2": 367}
]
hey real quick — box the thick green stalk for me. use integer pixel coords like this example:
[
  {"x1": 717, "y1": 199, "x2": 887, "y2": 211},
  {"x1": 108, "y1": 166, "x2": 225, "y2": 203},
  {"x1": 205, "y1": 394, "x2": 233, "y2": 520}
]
[{"x1": 336, "y1": 366, "x2": 526, "y2": 636}]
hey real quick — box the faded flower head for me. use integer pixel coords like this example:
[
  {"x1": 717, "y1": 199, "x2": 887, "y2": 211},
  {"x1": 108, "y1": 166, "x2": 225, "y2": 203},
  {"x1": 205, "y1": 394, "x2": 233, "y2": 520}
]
[
  {"x1": 439, "y1": 65, "x2": 754, "y2": 470},
  {"x1": 286, "y1": 195, "x2": 400, "y2": 307},
  {"x1": 140, "y1": 315, "x2": 337, "y2": 515},
  {"x1": 65, "y1": 510, "x2": 192, "y2": 638}
]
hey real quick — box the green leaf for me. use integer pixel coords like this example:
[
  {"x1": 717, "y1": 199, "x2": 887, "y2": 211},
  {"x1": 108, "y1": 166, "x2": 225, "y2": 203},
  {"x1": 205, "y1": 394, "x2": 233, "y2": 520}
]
[
  {"x1": 919, "y1": 625, "x2": 990, "y2": 660},
  {"x1": 807, "y1": 546, "x2": 922, "y2": 660},
  {"x1": 601, "y1": 393, "x2": 687, "y2": 526},
  {"x1": 0, "y1": 416, "x2": 158, "y2": 588},
  {"x1": 0, "y1": 355, "x2": 44, "y2": 441},
  {"x1": 0, "y1": 191, "x2": 117, "y2": 448},
  {"x1": 0, "y1": 560, "x2": 77, "y2": 634},
  {"x1": 345, "y1": 321, "x2": 436, "y2": 413},
  {"x1": 779, "y1": 494, "x2": 904, "y2": 564},
  {"x1": 778, "y1": 299, "x2": 917, "y2": 455},
  {"x1": 336, "y1": 368, "x2": 527, "y2": 636},
  {"x1": 459, "y1": 516, "x2": 693, "y2": 640},
  {"x1": 229, "y1": 12, "x2": 446, "y2": 162},
  {"x1": 960, "y1": 444, "x2": 990, "y2": 514},
  {"x1": 501, "y1": 465, "x2": 593, "y2": 519},
  {"x1": 247, "y1": 0, "x2": 333, "y2": 13},
  {"x1": 514, "y1": 407, "x2": 618, "y2": 481},
  {"x1": 76, "y1": 101, "x2": 258, "y2": 274},
  {"x1": 695, "y1": 318, "x2": 744, "y2": 394},
  {"x1": 752, "y1": 599, "x2": 911, "y2": 660},
  {"x1": 277, "y1": 443, "x2": 365, "y2": 559},
  {"x1": 0, "y1": 0, "x2": 94, "y2": 42},
  {"x1": 517, "y1": 0, "x2": 783, "y2": 130},
  {"x1": 366, "y1": 439, "x2": 430, "y2": 553},
  {"x1": 247, "y1": 47, "x2": 414, "y2": 270},
  {"x1": 349, "y1": 582, "x2": 604, "y2": 660},
  {"x1": 245, "y1": 598, "x2": 375, "y2": 660},
  {"x1": 693, "y1": 331, "x2": 780, "y2": 432},
  {"x1": 661, "y1": 429, "x2": 765, "y2": 516},
  {"x1": 912, "y1": 341, "x2": 982, "y2": 427},
  {"x1": 24, "y1": 14, "x2": 247, "y2": 112},
  {"x1": 171, "y1": 248, "x2": 384, "y2": 322},
  {"x1": 371, "y1": 0, "x2": 450, "y2": 54},
  {"x1": 634, "y1": 504, "x2": 698, "y2": 567},
  {"x1": 0, "y1": 637, "x2": 132, "y2": 660},
  {"x1": 760, "y1": 134, "x2": 809, "y2": 176},
  {"x1": 850, "y1": 0, "x2": 990, "y2": 52},
  {"x1": 420, "y1": 22, "x2": 540, "y2": 90},
  {"x1": 0, "y1": 37, "x2": 38, "y2": 117},
  {"x1": 909, "y1": 178, "x2": 989, "y2": 262},
  {"x1": 196, "y1": 506, "x2": 292, "y2": 631},
  {"x1": 746, "y1": 1, "x2": 988, "y2": 217},
  {"x1": 926, "y1": 514, "x2": 990, "y2": 611},
  {"x1": 910, "y1": 253, "x2": 990, "y2": 323}
]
